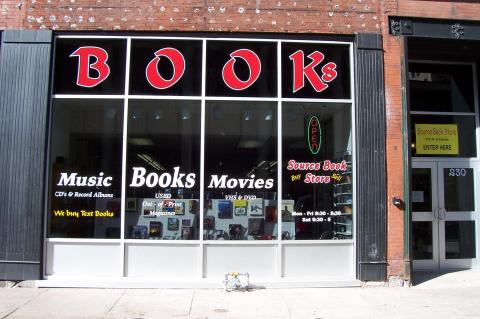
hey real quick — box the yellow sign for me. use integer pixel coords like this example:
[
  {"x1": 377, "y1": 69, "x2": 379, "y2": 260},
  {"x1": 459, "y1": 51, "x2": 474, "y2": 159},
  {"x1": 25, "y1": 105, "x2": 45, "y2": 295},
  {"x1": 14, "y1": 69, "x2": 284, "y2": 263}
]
[{"x1": 415, "y1": 124, "x2": 459, "y2": 155}]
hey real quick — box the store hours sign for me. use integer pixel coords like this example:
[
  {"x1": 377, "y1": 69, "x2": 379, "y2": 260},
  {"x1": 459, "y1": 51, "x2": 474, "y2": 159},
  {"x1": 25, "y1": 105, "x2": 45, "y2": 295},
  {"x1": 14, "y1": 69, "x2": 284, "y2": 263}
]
[{"x1": 53, "y1": 38, "x2": 351, "y2": 99}]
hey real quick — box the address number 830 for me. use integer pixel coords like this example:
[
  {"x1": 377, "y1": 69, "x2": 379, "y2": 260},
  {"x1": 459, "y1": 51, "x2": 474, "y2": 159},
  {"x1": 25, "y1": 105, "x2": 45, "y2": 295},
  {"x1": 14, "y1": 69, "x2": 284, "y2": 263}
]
[{"x1": 448, "y1": 168, "x2": 467, "y2": 177}]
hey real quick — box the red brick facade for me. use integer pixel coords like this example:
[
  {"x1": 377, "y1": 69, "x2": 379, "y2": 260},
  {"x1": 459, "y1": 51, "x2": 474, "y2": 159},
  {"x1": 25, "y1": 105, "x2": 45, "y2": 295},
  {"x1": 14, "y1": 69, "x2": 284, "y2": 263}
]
[{"x1": 1, "y1": 0, "x2": 480, "y2": 281}]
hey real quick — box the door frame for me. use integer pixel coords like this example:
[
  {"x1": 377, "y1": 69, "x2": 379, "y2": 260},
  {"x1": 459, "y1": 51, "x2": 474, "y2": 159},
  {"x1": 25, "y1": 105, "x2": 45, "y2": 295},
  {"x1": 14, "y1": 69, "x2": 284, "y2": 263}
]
[
  {"x1": 438, "y1": 161, "x2": 480, "y2": 269},
  {"x1": 411, "y1": 161, "x2": 439, "y2": 270},
  {"x1": 412, "y1": 160, "x2": 480, "y2": 271}
]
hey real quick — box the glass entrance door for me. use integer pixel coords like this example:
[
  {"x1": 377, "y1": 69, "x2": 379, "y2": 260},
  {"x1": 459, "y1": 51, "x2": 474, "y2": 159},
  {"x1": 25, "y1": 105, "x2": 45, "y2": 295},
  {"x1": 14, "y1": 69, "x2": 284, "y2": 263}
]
[{"x1": 412, "y1": 161, "x2": 479, "y2": 270}]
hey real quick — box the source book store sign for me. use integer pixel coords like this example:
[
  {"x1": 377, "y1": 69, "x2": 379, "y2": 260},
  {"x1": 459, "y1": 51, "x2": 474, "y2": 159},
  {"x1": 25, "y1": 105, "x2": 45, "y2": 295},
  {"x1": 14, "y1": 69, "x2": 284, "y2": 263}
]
[{"x1": 415, "y1": 124, "x2": 459, "y2": 155}]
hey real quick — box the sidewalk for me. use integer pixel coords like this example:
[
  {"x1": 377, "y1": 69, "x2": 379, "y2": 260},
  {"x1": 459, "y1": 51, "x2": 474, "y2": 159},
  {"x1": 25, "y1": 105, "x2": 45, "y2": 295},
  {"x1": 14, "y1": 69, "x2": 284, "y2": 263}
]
[{"x1": 1, "y1": 269, "x2": 480, "y2": 319}]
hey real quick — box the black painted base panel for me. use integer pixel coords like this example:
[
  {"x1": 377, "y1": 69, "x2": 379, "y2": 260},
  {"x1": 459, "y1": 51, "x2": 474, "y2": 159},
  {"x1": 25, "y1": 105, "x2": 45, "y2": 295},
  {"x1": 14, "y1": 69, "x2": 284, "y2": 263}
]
[
  {"x1": 0, "y1": 262, "x2": 41, "y2": 281},
  {"x1": 359, "y1": 263, "x2": 387, "y2": 282}
]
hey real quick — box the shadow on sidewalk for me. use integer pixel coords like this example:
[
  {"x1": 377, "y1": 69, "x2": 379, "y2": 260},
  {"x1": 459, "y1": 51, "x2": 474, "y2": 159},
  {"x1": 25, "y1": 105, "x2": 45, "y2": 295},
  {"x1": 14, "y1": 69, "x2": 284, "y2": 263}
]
[{"x1": 411, "y1": 269, "x2": 468, "y2": 286}]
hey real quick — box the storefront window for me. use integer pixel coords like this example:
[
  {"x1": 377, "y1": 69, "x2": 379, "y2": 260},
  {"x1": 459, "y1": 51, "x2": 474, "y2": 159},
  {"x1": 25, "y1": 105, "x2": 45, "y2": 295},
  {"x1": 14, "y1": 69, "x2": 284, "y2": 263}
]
[
  {"x1": 48, "y1": 99, "x2": 123, "y2": 238},
  {"x1": 206, "y1": 41, "x2": 277, "y2": 97},
  {"x1": 53, "y1": 38, "x2": 126, "y2": 95},
  {"x1": 204, "y1": 101, "x2": 277, "y2": 240},
  {"x1": 48, "y1": 36, "x2": 354, "y2": 245},
  {"x1": 129, "y1": 39, "x2": 202, "y2": 96},
  {"x1": 409, "y1": 62, "x2": 477, "y2": 158},
  {"x1": 125, "y1": 100, "x2": 201, "y2": 240},
  {"x1": 282, "y1": 103, "x2": 352, "y2": 240},
  {"x1": 409, "y1": 63, "x2": 475, "y2": 113}
]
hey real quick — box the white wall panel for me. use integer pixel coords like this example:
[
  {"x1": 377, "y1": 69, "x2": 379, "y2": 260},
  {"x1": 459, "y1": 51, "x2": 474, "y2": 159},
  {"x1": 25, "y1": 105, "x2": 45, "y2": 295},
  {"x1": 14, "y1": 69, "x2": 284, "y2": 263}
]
[
  {"x1": 282, "y1": 243, "x2": 354, "y2": 279},
  {"x1": 46, "y1": 242, "x2": 121, "y2": 277},
  {"x1": 125, "y1": 244, "x2": 200, "y2": 278},
  {"x1": 204, "y1": 244, "x2": 277, "y2": 280}
]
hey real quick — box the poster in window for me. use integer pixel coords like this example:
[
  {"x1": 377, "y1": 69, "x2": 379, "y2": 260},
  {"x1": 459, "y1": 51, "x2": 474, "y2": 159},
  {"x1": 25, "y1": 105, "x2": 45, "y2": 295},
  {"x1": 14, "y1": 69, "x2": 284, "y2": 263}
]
[
  {"x1": 234, "y1": 200, "x2": 248, "y2": 216},
  {"x1": 218, "y1": 200, "x2": 233, "y2": 219},
  {"x1": 167, "y1": 218, "x2": 179, "y2": 231},
  {"x1": 149, "y1": 222, "x2": 163, "y2": 238},
  {"x1": 247, "y1": 198, "x2": 264, "y2": 216}
]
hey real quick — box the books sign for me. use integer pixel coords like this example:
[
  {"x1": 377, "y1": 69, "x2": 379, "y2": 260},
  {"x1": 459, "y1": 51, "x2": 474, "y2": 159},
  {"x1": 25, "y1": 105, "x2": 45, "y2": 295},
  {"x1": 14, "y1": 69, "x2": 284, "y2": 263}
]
[{"x1": 415, "y1": 124, "x2": 459, "y2": 155}]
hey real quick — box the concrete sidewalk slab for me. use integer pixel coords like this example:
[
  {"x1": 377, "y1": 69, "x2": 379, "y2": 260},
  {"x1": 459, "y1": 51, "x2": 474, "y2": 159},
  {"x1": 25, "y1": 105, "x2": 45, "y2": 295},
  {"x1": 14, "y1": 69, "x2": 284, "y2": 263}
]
[
  {"x1": 105, "y1": 289, "x2": 195, "y2": 319},
  {"x1": 189, "y1": 288, "x2": 290, "y2": 319},
  {"x1": 1, "y1": 270, "x2": 480, "y2": 319},
  {"x1": 6, "y1": 288, "x2": 124, "y2": 318},
  {"x1": 280, "y1": 288, "x2": 384, "y2": 319},
  {"x1": 0, "y1": 288, "x2": 46, "y2": 318}
]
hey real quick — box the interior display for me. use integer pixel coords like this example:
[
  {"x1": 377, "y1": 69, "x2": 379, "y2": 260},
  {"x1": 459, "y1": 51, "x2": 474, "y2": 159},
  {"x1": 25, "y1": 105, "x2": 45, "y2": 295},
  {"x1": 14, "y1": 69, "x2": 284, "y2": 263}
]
[{"x1": 203, "y1": 198, "x2": 277, "y2": 240}]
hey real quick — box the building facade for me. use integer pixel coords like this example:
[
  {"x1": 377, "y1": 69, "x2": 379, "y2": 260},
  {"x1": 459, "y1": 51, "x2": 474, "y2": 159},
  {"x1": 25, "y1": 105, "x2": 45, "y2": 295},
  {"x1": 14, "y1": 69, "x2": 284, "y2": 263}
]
[{"x1": 0, "y1": 0, "x2": 479, "y2": 286}]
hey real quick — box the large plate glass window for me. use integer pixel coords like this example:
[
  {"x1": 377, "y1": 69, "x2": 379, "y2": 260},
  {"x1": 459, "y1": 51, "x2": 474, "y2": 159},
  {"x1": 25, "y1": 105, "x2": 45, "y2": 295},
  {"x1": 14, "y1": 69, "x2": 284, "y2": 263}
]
[
  {"x1": 282, "y1": 103, "x2": 352, "y2": 240},
  {"x1": 125, "y1": 100, "x2": 201, "y2": 240},
  {"x1": 204, "y1": 101, "x2": 277, "y2": 240},
  {"x1": 48, "y1": 99, "x2": 123, "y2": 238},
  {"x1": 409, "y1": 62, "x2": 477, "y2": 158},
  {"x1": 53, "y1": 38, "x2": 127, "y2": 95}
]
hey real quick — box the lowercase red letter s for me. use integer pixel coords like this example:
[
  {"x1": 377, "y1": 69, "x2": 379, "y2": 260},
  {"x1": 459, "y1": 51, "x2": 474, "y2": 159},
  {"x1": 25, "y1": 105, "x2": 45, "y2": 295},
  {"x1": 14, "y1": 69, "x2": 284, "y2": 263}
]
[{"x1": 289, "y1": 50, "x2": 337, "y2": 93}]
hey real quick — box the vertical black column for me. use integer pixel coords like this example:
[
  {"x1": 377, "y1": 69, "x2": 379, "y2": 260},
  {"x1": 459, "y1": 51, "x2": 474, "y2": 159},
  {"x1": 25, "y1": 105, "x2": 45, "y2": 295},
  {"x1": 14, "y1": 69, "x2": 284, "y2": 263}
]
[
  {"x1": 355, "y1": 33, "x2": 388, "y2": 281},
  {"x1": 0, "y1": 30, "x2": 52, "y2": 280}
]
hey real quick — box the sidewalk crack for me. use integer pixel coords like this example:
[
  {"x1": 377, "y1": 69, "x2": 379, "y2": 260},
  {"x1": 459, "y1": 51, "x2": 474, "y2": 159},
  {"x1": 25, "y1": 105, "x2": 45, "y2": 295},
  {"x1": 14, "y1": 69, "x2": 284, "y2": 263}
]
[
  {"x1": 105, "y1": 289, "x2": 128, "y2": 316},
  {"x1": 188, "y1": 289, "x2": 196, "y2": 316},
  {"x1": 1, "y1": 288, "x2": 49, "y2": 319},
  {"x1": 280, "y1": 290, "x2": 292, "y2": 319}
]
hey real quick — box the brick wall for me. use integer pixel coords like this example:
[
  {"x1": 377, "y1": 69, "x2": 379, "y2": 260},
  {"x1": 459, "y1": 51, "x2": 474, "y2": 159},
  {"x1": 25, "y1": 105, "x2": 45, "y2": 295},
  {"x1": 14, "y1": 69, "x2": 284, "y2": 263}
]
[
  {"x1": 0, "y1": 0, "x2": 382, "y2": 33},
  {"x1": 398, "y1": 0, "x2": 480, "y2": 20},
  {"x1": 381, "y1": 0, "x2": 405, "y2": 280},
  {"x1": 0, "y1": 1, "x2": 27, "y2": 29}
]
